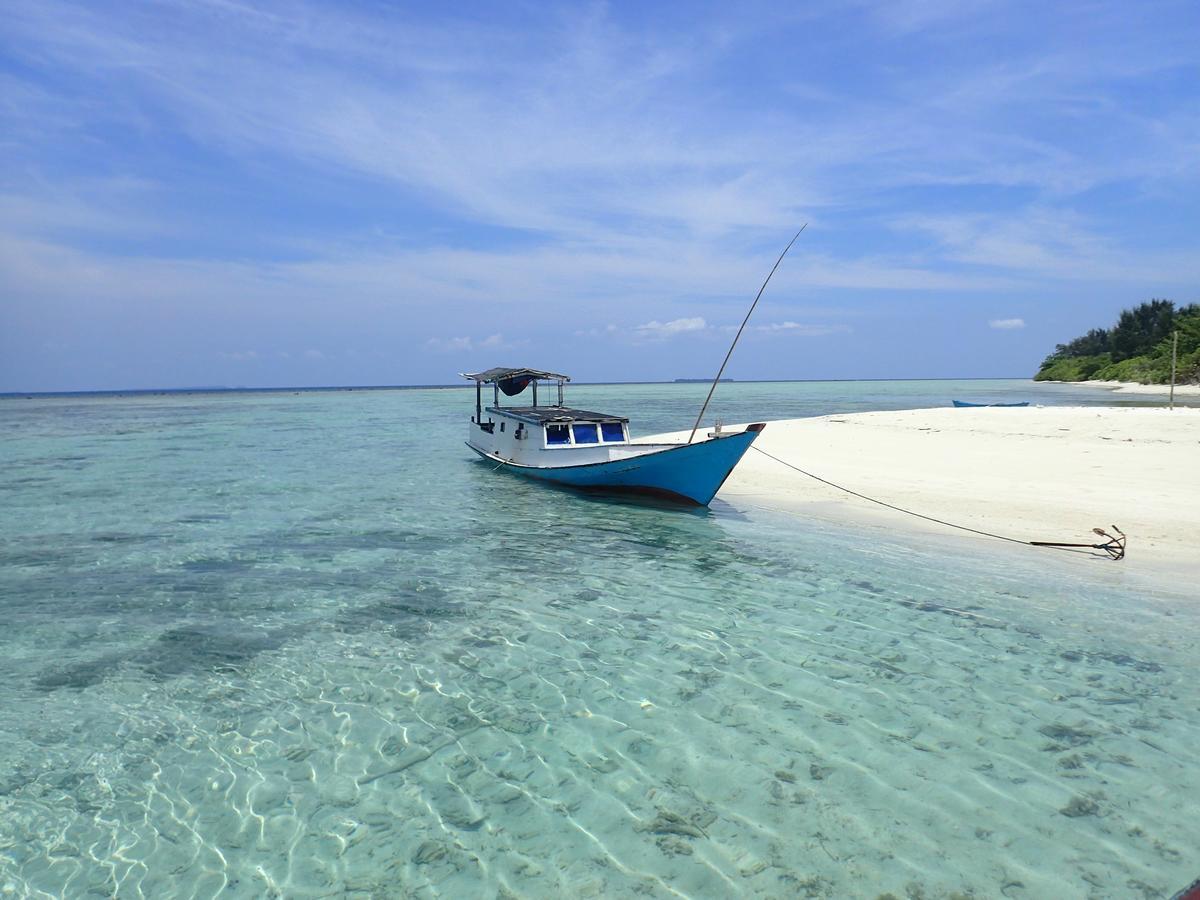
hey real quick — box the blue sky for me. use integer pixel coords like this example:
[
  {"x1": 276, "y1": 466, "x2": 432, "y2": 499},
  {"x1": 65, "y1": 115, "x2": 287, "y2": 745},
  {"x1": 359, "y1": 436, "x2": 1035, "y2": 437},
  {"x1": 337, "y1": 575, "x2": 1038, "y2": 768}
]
[{"x1": 1, "y1": 0, "x2": 1197, "y2": 391}]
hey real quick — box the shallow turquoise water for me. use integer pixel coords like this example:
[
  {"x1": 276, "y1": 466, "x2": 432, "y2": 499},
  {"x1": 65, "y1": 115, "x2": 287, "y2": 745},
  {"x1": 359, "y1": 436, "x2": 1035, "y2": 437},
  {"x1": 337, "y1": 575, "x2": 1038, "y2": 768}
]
[{"x1": 1, "y1": 381, "x2": 1196, "y2": 898}]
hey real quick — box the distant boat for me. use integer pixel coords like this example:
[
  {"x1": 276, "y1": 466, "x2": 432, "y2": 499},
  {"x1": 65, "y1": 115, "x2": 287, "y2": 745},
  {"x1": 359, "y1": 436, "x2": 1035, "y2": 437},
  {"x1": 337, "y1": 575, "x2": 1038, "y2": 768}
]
[
  {"x1": 952, "y1": 400, "x2": 1030, "y2": 408},
  {"x1": 463, "y1": 367, "x2": 764, "y2": 505}
]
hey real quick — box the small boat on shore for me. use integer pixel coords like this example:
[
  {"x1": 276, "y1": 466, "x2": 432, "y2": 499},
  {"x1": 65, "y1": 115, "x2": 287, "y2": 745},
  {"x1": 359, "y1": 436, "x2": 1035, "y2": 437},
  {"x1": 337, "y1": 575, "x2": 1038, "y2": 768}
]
[
  {"x1": 952, "y1": 400, "x2": 1030, "y2": 408},
  {"x1": 463, "y1": 367, "x2": 764, "y2": 505}
]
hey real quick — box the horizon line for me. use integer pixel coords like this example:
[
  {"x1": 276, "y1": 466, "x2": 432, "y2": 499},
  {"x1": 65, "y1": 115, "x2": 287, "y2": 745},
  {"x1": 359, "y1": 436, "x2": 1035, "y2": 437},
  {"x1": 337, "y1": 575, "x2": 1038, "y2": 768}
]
[{"x1": 2, "y1": 376, "x2": 1035, "y2": 398}]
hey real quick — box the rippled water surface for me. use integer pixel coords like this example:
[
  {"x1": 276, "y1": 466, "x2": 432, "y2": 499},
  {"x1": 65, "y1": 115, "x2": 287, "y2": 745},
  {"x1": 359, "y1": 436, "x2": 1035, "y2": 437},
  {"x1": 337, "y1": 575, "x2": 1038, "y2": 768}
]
[{"x1": 1, "y1": 381, "x2": 1196, "y2": 898}]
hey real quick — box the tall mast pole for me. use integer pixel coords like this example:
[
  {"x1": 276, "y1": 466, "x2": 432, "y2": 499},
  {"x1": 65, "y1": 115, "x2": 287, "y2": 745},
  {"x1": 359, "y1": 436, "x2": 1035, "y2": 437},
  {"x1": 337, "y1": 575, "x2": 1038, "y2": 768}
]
[{"x1": 687, "y1": 226, "x2": 806, "y2": 444}]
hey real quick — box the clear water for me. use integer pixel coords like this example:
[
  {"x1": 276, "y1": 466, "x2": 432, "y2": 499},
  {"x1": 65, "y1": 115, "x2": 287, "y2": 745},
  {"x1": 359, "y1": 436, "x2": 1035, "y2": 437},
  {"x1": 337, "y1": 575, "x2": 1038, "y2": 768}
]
[{"x1": 1, "y1": 380, "x2": 1196, "y2": 898}]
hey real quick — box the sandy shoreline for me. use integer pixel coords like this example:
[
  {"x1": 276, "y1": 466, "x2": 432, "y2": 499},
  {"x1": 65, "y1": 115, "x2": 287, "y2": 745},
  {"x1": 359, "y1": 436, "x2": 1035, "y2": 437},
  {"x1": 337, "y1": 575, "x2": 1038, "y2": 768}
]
[
  {"x1": 654, "y1": 406, "x2": 1200, "y2": 579},
  {"x1": 1045, "y1": 378, "x2": 1200, "y2": 396}
]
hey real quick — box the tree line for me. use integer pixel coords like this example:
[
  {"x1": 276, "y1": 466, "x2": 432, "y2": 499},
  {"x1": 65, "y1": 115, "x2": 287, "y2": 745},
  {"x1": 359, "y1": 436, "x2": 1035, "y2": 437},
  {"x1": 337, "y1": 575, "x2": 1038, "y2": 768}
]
[{"x1": 1035, "y1": 299, "x2": 1199, "y2": 384}]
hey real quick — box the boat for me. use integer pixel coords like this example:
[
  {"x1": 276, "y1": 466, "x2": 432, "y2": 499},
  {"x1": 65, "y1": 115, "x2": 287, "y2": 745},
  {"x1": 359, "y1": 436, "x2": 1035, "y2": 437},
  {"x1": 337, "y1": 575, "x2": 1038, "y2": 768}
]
[
  {"x1": 952, "y1": 400, "x2": 1030, "y2": 408},
  {"x1": 463, "y1": 367, "x2": 764, "y2": 505}
]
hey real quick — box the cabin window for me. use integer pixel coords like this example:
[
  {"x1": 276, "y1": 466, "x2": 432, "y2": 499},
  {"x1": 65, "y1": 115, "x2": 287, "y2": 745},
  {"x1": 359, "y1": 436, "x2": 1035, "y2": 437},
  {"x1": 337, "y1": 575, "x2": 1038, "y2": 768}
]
[
  {"x1": 600, "y1": 422, "x2": 625, "y2": 442},
  {"x1": 546, "y1": 423, "x2": 570, "y2": 445},
  {"x1": 500, "y1": 421, "x2": 505, "y2": 432},
  {"x1": 572, "y1": 423, "x2": 599, "y2": 444}
]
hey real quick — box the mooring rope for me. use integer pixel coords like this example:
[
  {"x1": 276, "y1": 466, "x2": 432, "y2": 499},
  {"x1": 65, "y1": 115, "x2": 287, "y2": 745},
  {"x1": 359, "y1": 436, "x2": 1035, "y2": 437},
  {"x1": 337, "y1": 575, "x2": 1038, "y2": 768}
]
[{"x1": 750, "y1": 445, "x2": 1126, "y2": 560}]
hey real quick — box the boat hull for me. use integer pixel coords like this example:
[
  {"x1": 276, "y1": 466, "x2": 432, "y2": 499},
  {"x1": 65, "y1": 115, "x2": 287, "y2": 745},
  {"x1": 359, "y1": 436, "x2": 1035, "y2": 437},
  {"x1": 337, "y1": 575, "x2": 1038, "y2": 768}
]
[
  {"x1": 952, "y1": 400, "x2": 1029, "y2": 407},
  {"x1": 468, "y1": 425, "x2": 764, "y2": 506}
]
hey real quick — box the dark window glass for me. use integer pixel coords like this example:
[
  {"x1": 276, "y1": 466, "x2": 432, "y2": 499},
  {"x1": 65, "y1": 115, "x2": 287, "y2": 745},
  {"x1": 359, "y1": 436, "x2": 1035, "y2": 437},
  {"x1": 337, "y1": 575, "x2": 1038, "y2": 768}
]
[
  {"x1": 600, "y1": 422, "x2": 624, "y2": 442},
  {"x1": 573, "y1": 423, "x2": 599, "y2": 444},
  {"x1": 546, "y1": 423, "x2": 570, "y2": 445}
]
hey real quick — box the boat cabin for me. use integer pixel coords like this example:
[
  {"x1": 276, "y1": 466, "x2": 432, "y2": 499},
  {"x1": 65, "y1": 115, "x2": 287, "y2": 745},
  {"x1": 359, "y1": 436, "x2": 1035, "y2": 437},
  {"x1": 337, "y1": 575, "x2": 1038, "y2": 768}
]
[{"x1": 461, "y1": 367, "x2": 629, "y2": 455}]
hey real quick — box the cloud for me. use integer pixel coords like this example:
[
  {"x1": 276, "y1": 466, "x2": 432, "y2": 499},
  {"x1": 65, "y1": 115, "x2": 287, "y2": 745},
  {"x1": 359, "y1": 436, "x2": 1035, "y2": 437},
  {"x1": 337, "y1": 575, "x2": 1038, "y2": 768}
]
[
  {"x1": 747, "y1": 321, "x2": 851, "y2": 337},
  {"x1": 427, "y1": 336, "x2": 473, "y2": 352},
  {"x1": 889, "y1": 210, "x2": 1200, "y2": 285},
  {"x1": 574, "y1": 324, "x2": 618, "y2": 338},
  {"x1": 426, "y1": 333, "x2": 507, "y2": 352},
  {"x1": 633, "y1": 317, "x2": 708, "y2": 340},
  {"x1": 988, "y1": 318, "x2": 1026, "y2": 330},
  {"x1": 584, "y1": 318, "x2": 849, "y2": 343},
  {"x1": 3, "y1": 1, "x2": 1199, "y2": 389},
  {"x1": 6, "y1": 3, "x2": 1195, "y2": 285},
  {"x1": 11, "y1": 0, "x2": 1190, "y2": 252}
]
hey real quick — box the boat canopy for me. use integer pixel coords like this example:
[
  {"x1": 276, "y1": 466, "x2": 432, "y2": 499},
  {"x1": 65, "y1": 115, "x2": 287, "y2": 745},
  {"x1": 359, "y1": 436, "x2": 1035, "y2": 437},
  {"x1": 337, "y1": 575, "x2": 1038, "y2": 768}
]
[
  {"x1": 461, "y1": 367, "x2": 571, "y2": 397},
  {"x1": 497, "y1": 407, "x2": 628, "y2": 425}
]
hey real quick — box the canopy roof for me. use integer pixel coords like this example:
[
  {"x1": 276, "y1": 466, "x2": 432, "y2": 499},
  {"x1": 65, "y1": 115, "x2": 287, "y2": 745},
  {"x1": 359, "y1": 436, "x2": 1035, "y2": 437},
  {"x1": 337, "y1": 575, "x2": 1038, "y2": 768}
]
[
  {"x1": 461, "y1": 367, "x2": 571, "y2": 384},
  {"x1": 493, "y1": 406, "x2": 627, "y2": 425}
]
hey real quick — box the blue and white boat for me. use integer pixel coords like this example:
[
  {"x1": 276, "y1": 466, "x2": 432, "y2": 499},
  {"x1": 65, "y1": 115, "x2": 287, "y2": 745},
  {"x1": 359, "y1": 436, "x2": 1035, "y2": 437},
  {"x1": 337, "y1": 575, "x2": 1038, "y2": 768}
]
[
  {"x1": 952, "y1": 400, "x2": 1030, "y2": 408},
  {"x1": 463, "y1": 367, "x2": 764, "y2": 506}
]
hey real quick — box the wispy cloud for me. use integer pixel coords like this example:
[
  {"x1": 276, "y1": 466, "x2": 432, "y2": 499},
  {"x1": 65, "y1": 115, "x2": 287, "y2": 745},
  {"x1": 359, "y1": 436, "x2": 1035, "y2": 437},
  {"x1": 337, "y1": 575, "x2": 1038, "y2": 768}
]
[
  {"x1": 574, "y1": 324, "x2": 619, "y2": 338},
  {"x1": 988, "y1": 318, "x2": 1026, "y2": 330},
  {"x1": 2, "y1": 0, "x2": 1197, "y2": 388},
  {"x1": 8, "y1": 0, "x2": 1190, "y2": 248},
  {"x1": 746, "y1": 321, "x2": 851, "y2": 337},
  {"x1": 633, "y1": 317, "x2": 709, "y2": 340},
  {"x1": 890, "y1": 211, "x2": 1200, "y2": 284},
  {"x1": 426, "y1": 334, "x2": 508, "y2": 353}
]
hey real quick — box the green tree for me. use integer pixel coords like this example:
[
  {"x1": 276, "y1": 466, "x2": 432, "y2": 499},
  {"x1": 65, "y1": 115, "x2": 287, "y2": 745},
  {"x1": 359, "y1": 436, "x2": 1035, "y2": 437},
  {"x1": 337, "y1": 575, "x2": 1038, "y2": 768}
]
[
  {"x1": 1167, "y1": 304, "x2": 1200, "y2": 382},
  {"x1": 1034, "y1": 298, "x2": 1200, "y2": 384},
  {"x1": 1109, "y1": 299, "x2": 1175, "y2": 361},
  {"x1": 1052, "y1": 327, "x2": 1110, "y2": 360}
]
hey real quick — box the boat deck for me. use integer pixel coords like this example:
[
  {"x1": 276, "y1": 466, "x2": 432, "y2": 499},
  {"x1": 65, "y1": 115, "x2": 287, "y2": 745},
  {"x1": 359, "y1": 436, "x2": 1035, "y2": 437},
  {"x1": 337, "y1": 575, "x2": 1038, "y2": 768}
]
[{"x1": 490, "y1": 406, "x2": 629, "y2": 425}]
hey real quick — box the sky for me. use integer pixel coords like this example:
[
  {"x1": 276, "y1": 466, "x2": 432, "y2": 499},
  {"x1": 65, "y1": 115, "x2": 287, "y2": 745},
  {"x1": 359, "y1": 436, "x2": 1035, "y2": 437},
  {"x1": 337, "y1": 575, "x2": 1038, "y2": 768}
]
[{"x1": 1, "y1": 0, "x2": 1198, "y2": 391}]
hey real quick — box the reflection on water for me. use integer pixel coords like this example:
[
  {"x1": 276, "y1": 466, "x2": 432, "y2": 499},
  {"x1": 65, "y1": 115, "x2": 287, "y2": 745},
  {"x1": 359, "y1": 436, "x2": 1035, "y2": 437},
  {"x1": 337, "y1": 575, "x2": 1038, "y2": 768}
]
[{"x1": 1, "y1": 384, "x2": 1196, "y2": 897}]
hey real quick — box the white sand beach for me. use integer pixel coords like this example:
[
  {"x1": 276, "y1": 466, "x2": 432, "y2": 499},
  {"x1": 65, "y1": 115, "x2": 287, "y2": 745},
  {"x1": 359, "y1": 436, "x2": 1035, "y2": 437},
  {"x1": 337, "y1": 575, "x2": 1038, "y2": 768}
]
[
  {"x1": 657, "y1": 407, "x2": 1200, "y2": 573},
  {"x1": 1050, "y1": 379, "x2": 1200, "y2": 396}
]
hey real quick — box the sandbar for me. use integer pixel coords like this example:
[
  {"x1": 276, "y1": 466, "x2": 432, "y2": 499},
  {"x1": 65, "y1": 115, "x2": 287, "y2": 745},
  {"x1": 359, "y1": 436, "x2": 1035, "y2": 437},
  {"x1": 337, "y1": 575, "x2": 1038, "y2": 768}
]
[
  {"x1": 1047, "y1": 379, "x2": 1200, "y2": 396},
  {"x1": 652, "y1": 407, "x2": 1200, "y2": 578}
]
